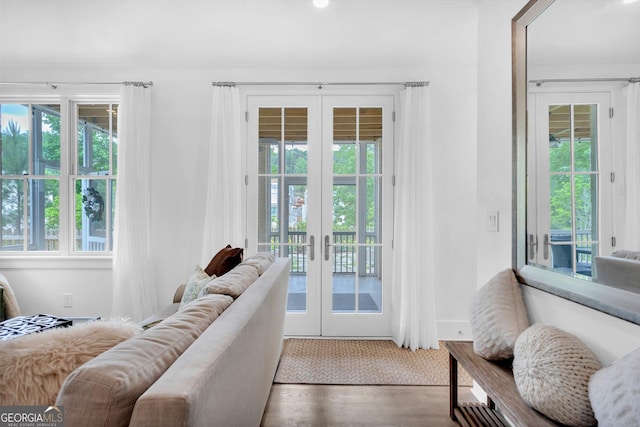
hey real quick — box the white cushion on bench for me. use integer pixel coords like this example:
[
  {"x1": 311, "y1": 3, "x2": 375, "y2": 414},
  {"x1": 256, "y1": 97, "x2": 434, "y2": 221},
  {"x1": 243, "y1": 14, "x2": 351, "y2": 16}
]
[
  {"x1": 469, "y1": 269, "x2": 529, "y2": 360},
  {"x1": 589, "y1": 346, "x2": 640, "y2": 426}
]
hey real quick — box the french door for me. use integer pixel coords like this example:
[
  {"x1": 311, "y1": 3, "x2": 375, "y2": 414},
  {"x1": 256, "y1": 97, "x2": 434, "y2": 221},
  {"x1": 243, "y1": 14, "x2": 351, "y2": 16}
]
[
  {"x1": 527, "y1": 91, "x2": 613, "y2": 276},
  {"x1": 247, "y1": 95, "x2": 393, "y2": 336}
]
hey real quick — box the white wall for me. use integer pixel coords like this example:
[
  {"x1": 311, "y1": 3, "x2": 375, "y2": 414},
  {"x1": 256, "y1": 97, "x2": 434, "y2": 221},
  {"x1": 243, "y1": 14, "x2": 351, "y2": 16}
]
[{"x1": 476, "y1": 0, "x2": 527, "y2": 284}]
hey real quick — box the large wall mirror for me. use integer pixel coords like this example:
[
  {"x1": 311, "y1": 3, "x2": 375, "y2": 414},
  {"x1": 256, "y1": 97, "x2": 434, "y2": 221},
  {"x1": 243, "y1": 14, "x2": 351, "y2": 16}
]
[{"x1": 513, "y1": 0, "x2": 640, "y2": 324}]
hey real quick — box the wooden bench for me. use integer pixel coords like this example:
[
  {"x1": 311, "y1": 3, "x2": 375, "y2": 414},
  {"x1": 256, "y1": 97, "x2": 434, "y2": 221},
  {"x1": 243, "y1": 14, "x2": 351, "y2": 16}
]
[{"x1": 444, "y1": 341, "x2": 562, "y2": 427}]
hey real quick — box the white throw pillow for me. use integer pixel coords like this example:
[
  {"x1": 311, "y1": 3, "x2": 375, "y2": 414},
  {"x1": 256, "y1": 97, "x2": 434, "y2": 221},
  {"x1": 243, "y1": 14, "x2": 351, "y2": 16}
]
[
  {"x1": 469, "y1": 269, "x2": 529, "y2": 360},
  {"x1": 179, "y1": 266, "x2": 216, "y2": 310},
  {"x1": 589, "y1": 346, "x2": 640, "y2": 427},
  {"x1": 513, "y1": 324, "x2": 601, "y2": 427}
]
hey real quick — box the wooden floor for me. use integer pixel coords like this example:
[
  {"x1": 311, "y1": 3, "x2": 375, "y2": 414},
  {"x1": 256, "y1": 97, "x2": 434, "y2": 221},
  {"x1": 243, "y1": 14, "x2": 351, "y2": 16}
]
[{"x1": 261, "y1": 384, "x2": 476, "y2": 427}]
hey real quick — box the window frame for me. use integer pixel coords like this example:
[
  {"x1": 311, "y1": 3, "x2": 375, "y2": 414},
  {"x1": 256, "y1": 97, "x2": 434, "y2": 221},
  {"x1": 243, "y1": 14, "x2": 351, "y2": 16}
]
[{"x1": 1, "y1": 92, "x2": 119, "y2": 264}]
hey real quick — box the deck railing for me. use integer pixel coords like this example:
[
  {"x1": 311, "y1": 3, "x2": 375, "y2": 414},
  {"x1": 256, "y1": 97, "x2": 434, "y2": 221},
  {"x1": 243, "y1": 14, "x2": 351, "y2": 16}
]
[
  {"x1": 1, "y1": 235, "x2": 106, "y2": 251},
  {"x1": 265, "y1": 231, "x2": 379, "y2": 276}
]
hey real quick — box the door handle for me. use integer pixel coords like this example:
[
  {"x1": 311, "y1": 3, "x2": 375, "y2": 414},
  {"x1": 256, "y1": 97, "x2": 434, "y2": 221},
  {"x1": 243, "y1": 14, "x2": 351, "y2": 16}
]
[
  {"x1": 324, "y1": 235, "x2": 332, "y2": 261},
  {"x1": 528, "y1": 234, "x2": 537, "y2": 260},
  {"x1": 308, "y1": 235, "x2": 315, "y2": 261},
  {"x1": 543, "y1": 234, "x2": 549, "y2": 260}
]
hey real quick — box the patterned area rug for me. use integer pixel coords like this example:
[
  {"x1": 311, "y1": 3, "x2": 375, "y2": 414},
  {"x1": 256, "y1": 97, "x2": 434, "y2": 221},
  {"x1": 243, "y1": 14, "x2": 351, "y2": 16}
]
[{"x1": 274, "y1": 339, "x2": 473, "y2": 386}]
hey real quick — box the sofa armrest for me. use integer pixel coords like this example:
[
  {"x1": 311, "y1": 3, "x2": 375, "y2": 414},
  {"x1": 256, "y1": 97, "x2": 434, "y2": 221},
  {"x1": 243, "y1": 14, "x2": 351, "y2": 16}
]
[{"x1": 173, "y1": 284, "x2": 186, "y2": 304}]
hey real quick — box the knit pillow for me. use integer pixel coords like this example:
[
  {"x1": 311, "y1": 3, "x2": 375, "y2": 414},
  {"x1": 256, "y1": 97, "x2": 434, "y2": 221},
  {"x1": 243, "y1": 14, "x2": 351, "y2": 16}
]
[
  {"x1": 469, "y1": 269, "x2": 529, "y2": 360},
  {"x1": 589, "y1": 346, "x2": 640, "y2": 426},
  {"x1": 513, "y1": 324, "x2": 601, "y2": 426}
]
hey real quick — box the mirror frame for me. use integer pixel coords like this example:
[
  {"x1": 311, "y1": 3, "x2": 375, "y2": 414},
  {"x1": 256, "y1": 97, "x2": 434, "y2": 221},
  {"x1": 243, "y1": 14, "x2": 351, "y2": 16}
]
[{"x1": 512, "y1": 0, "x2": 640, "y2": 325}]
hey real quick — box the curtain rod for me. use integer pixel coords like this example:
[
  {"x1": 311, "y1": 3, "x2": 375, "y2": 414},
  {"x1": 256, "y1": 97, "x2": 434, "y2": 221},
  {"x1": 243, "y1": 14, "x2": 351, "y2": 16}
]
[
  {"x1": 531, "y1": 77, "x2": 640, "y2": 86},
  {"x1": 211, "y1": 81, "x2": 429, "y2": 89},
  {"x1": 0, "y1": 81, "x2": 153, "y2": 89}
]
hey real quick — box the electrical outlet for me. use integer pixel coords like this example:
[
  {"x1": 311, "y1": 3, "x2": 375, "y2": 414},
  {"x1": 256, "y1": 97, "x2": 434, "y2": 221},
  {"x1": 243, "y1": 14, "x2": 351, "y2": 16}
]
[
  {"x1": 63, "y1": 293, "x2": 73, "y2": 308},
  {"x1": 487, "y1": 210, "x2": 499, "y2": 232}
]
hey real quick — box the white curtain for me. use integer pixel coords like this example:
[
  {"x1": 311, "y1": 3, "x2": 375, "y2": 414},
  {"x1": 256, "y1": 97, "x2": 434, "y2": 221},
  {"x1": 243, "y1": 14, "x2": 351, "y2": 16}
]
[
  {"x1": 392, "y1": 85, "x2": 439, "y2": 350},
  {"x1": 625, "y1": 81, "x2": 640, "y2": 250},
  {"x1": 111, "y1": 83, "x2": 158, "y2": 321},
  {"x1": 200, "y1": 86, "x2": 244, "y2": 263}
]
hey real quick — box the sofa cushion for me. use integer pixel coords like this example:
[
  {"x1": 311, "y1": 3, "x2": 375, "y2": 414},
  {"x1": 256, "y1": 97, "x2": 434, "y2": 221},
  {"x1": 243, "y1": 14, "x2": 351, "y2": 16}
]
[
  {"x1": 589, "y1": 346, "x2": 640, "y2": 426},
  {"x1": 469, "y1": 269, "x2": 530, "y2": 360},
  {"x1": 241, "y1": 252, "x2": 275, "y2": 276},
  {"x1": 139, "y1": 303, "x2": 179, "y2": 330},
  {"x1": 611, "y1": 249, "x2": 640, "y2": 260},
  {"x1": 199, "y1": 263, "x2": 260, "y2": 299},
  {"x1": 204, "y1": 245, "x2": 244, "y2": 277},
  {"x1": 179, "y1": 266, "x2": 216, "y2": 310},
  {"x1": 0, "y1": 319, "x2": 141, "y2": 406},
  {"x1": 56, "y1": 294, "x2": 233, "y2": 427},
  {"x1": 513, "y1": 324, "x2": 601, "y2": 426}
]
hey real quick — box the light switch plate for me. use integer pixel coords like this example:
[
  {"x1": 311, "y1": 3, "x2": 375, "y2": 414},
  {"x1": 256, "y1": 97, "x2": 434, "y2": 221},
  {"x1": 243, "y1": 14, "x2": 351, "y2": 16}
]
[{"x1": 487, "y1": 210, "x2": 499, "y2": 232}]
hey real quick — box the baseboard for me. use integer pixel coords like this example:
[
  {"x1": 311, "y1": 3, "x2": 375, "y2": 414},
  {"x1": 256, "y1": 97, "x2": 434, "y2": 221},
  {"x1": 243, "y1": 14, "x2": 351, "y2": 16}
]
[{"x1": 437, "y1": 321, "x2": 472, "y2": 341}]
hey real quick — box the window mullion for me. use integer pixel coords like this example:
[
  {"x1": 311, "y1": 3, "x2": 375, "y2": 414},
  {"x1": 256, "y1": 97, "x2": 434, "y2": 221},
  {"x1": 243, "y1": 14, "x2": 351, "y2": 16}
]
[{"x1": 58, "y1": 98, "x2": 71, "y2": 255}]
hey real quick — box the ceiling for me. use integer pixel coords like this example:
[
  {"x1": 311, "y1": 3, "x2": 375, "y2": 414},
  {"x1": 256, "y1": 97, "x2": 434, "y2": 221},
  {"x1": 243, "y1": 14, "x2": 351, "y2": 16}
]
[
  {"x1": 528, "y1": 0, "x2": 640, "y2": 66},
  {"x1": 0, "y1": 0, "x2": 465, "y2": 70},
  {"x1": 2, "y1": 1, "x2": 637, "y2": 74}
]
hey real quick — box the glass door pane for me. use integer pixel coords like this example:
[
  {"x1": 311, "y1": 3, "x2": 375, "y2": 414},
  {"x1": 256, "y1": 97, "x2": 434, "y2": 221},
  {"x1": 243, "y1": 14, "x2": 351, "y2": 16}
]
[
  {"x1": 257, "y1": 106, "x2": 310, "y2": 303},
  {"x1": 322, "y1": 97, "x2": 392, "y2": 337},
  {"x1": 547, "y1": 102, "x2": 600, "y2": 276}
]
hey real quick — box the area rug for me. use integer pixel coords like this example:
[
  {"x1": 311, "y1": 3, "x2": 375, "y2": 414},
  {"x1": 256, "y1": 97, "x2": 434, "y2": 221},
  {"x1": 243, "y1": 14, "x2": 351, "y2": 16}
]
[
  {"x1": 274, "y1": 339, "x2": 473, "y2": 386},
  {"x1": 287, "y1": 293, "x2": 378, "y2": 311}
]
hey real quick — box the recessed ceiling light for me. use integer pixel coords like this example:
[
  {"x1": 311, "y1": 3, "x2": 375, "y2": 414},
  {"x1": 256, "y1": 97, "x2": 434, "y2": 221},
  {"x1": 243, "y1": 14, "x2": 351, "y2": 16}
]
[
  {"x1": 313, "y1": 0, "x2": 329, "y2": 8},
  {"x1": 623, "y1": 0, "x2": 639, "y2": 4}
]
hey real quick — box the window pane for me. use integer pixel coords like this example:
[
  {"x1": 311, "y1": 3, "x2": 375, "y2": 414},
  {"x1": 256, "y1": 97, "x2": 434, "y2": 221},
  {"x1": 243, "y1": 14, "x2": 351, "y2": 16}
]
[
  {"x1": 549, "y1": 174, "x2": 571, "y2": 232},
  {"x1": 333, "y1": 183, "x2": 356, "y2": 233},
  {"x1": 333, "y1": 108, "x2": 357, "y2": 174},
  {"x1": 574, "y1": 104, "x2": 597, "y2": 172},
  {"x1": 258, "y1": 108, "x2": 281, "y2": 174},
  {"x1": 75, "y1": 178, "x2": 108, "y2": 251},
  {"x1": 284, "y1": 108, "x2": 307, "y2": 175},
  {"x1": 1, "y1": 104, "x2": 29, "y2": 175},
  {"x1": 360, "y1": 245, "x2": 381, "y2": 313},
  {"x1": 109, "y1": 179, "x2": 115, "y2": 251},
  {"x1": 0, "y1": 178, "x2": 58, "y2": 251},
  {"x1": 29, "y1": 178, "x2": 59, "y2": 251},
  {"x1": 77, "y1": 104, "x2": 113, "y2": 175},
  {"x1": 548, "y1": 104, "x2": 570, "y2": 173},
  {"x1": 364, "y1": 177, "x2": 380, "y2": 234},
  {"x1": 258, "y1": 176, "x2": 279, "y2": 244},
  {"x1": 111, "y1": 119, "x2": 118, "y2": 175},
  {"x1": 1, "y1": 178, "x2": 24, "y2": 251},
  {"x1": 361, "y1": 108, "x2": 382, "y2": 174},
  {"x1": 575, "y1": 174, "x2": 596, "y2": 236},
  {"x1": 35, "y1": 105, "x2": 61, "y2": 176},
  {"x1": 288, "y1": 184, "x2": 307, "y2": 232}
]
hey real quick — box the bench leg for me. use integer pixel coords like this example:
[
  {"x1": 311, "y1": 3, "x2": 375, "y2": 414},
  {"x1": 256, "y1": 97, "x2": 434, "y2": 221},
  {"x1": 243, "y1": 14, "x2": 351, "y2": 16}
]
[{"x1": 449, "y1": 353, "x2": 458, "y2": 421}]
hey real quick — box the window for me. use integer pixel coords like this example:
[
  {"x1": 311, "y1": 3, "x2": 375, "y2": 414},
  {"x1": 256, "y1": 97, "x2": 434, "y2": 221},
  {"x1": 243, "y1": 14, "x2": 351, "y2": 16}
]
[{"x1": 1, "y1": 99, "x2": 118, "y2": 254}]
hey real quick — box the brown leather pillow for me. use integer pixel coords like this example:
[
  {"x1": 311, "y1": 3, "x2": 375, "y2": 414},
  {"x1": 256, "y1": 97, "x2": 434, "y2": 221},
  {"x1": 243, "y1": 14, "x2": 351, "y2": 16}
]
[{"x1": 204, "y1": 245, "x2": 244, "y2": 276}]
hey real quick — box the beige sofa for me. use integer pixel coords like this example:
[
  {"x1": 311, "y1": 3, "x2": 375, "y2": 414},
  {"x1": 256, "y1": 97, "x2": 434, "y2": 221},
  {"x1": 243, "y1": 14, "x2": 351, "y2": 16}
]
[{"x1": 56, "y1": 255, "x2": 290, "y2": 427}]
